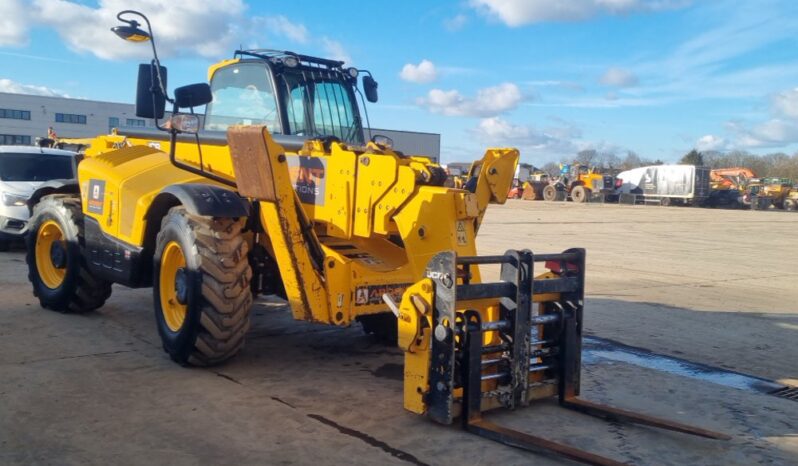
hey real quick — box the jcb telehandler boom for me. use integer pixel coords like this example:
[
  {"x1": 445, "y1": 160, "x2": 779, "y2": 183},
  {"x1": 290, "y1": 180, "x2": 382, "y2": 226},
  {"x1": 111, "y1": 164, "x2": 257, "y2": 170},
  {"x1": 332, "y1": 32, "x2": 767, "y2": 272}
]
[{"x1": 25, "y1": 10, "x2": 728, "y2": 465}]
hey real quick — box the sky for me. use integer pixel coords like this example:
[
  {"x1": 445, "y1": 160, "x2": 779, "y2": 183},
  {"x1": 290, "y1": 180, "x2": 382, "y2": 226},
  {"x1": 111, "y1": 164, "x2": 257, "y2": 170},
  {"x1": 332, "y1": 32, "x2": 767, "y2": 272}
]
[{"x1": 2, "y1": 0, "x2": 798, "y2": 165}]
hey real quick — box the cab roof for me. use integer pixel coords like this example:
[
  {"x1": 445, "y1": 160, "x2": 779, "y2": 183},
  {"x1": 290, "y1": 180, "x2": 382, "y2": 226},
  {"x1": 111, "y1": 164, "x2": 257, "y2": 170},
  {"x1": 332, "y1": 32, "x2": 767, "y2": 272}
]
[
  {"x1": 0, "y1": 145, "x2": 76, "y2": 157},
  {"x1": 234, "y1": 49, "x2": 346, "y2": 69}
]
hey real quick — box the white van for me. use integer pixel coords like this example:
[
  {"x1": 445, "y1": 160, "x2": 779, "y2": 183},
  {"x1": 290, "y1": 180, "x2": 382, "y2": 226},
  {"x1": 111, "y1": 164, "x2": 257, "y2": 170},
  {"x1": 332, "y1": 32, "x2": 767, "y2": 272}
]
[{"x1": 0, "y1": 146, "x2": 77, "y2": 250}]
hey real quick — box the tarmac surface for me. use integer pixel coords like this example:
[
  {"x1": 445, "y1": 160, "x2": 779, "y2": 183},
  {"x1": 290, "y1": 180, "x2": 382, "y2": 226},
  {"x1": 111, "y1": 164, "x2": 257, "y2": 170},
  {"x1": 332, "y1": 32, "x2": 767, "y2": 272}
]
[{"x1": 1, "y1": 201, "x2": 797, "y2": 465}]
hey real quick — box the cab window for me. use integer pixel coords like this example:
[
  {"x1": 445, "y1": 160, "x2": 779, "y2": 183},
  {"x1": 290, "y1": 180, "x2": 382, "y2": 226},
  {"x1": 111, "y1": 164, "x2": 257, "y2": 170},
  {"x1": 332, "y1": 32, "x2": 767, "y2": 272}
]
[
  {"x1": 280, "y1": 73, "x2": 362, "y2": 144},
  {"x1": 205, "y1": 63, "x2": 281, "y2": 133}
]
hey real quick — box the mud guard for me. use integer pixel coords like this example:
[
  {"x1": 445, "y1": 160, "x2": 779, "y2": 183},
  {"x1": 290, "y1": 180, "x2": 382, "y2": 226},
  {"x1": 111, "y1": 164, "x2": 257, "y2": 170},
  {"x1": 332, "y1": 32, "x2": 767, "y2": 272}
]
[
  {"x1": 154, "y1": 184, "x2": 250, "y2": 218},
  {"x1": 28, "y1": 179, "x2": 79, "y2": 213}
]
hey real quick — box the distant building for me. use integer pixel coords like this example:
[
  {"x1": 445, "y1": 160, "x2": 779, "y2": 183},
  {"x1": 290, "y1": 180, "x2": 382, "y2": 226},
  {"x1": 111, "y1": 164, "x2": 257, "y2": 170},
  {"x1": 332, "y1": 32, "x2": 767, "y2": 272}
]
[
  {"x1": 366, "y1": 128, "x2": 441, "y2": 161},
  {"x1": 0, "y1": 93, "x2": 440, "y2": 162},
  {"x1": 0, "y1": 92, "x2": 154, "y2": 144}
]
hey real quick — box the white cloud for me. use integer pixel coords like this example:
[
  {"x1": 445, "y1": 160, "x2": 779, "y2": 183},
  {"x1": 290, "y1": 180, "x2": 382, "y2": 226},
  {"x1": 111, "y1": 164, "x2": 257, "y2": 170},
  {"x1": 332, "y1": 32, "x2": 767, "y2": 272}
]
[
  {"x1": 444, "y1": 14, "x2": 468, "y2": 31},
  {"x1": 4, "y1": 1, "x2": 350, "y2": 63},
  {"x1": 729, "y1": 119, "x2": 798, "y2": 149},
  {"x1": 705, "y1": 85, "x2": 798, "y2": 150},
  {"x1": 525, "y1": 80, "x2": 584, "y2": 92},
  {"x1": 695, "y1": 134, "x2": 728, "y2": 151},
  {"x1": 0, "y1": 78, "x2": 69, "y2": 97},
  {"x1": 599, "y1": 67, "x2": 639, "y2": 87},
  {"x1": 476, "y1": 116, "x2": 536, "y2": 140},
  {"x1": 400, "y1": 60, "x2": 438, "y2": 84},
  {"x1": 472, "y1": 116, "x2": 585, "y2": 156},
  {"x1": 258, "y1": 15, "x2": 309, "y2": 44},
  {"x1": 418, "y1": 83, "x2": 522, "y2": 117},
  {"x1": 470, "y1": 0, "x2": 689, "y2": 26},
  {"x1": 28, "y1": 0, "x2": 245, "y2": 60},
  {"x1": 0, "y1": 0, "x2": 29, "y2": 46},
  {"x1": 598, "y1": 3, "x2": 798, "y2": 109},
  {"x1": 320, "y1": 37, "x2": 352, "y2": 64},
  {"x1": 772, "y1": 87, "x2": 798, "y2": 119}
]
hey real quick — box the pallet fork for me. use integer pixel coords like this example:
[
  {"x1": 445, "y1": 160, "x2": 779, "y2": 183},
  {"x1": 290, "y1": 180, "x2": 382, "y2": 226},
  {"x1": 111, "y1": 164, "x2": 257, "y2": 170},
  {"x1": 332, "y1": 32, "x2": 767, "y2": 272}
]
[{"x1": 420, "y1": 249, "x2": 729, "y2": 466}]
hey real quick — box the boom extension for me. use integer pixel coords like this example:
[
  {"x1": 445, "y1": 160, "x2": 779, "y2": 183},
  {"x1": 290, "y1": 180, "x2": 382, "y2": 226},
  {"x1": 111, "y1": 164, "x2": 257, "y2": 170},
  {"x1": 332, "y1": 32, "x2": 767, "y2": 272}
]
[{"x1": 414, "y1": 250, "x2": 729, "y2": 466}]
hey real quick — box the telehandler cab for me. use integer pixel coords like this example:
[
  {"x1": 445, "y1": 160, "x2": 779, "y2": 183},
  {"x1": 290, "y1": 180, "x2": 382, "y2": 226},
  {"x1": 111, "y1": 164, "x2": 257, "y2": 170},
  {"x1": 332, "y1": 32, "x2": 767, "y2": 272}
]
[{"x1": 25, "y1": 10, "x2": 728, "y2": 465}]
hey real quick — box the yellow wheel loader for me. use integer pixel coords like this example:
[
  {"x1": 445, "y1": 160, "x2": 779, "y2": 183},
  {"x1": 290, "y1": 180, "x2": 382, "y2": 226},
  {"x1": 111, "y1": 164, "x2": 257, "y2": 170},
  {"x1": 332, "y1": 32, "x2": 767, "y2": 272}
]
[{"x1": 25, "y1": 11, "x2": 728, "y2": 465}]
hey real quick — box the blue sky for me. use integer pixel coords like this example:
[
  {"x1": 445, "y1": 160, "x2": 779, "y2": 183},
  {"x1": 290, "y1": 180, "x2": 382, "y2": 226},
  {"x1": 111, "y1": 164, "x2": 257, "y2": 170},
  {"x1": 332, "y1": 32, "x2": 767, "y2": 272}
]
[{"x1": 2, "y1": 0, "x2": 798, "y2": 165}]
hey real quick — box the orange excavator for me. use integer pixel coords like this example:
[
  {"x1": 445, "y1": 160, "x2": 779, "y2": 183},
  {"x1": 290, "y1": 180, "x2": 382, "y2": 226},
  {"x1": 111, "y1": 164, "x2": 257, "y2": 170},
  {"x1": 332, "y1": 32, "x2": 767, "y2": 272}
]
[{"x1": 710, "y1": 167, "x2": 756, "y2": 190}]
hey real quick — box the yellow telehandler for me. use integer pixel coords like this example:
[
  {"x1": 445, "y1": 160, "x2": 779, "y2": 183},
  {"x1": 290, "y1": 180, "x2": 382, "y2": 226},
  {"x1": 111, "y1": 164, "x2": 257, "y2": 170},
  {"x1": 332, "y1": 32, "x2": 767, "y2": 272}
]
[{"x1": 24, "y1": 10, "x2": 727, "y2": 465}]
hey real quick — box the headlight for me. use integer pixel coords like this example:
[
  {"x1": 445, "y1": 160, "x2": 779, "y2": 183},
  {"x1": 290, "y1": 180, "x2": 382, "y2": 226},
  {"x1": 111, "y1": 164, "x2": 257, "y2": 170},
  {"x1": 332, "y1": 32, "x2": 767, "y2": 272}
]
[
  {"x1": 168, "y1": 114, "x2": 200, "y2": 134},
  {"x1": 282, "y1": 56, "x2": 299, "y2": 68},
  {"x1": 346, "y1": 67, "x2": 359, "y2": 79},
  {"x1": 2, "y1": 193, "x2": 28, "y2": 207}
]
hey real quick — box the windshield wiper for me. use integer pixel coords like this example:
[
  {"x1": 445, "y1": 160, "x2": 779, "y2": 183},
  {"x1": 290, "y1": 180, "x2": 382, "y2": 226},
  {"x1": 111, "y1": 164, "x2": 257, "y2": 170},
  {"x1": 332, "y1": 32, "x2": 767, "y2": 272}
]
[{"x1": 342, "y1": 117, "x2": 363, "y2": 145}]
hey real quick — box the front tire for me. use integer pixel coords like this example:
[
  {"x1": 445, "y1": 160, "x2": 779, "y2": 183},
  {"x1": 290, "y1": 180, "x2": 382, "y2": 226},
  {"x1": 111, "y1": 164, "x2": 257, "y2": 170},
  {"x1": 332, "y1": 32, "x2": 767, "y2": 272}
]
[
  {"x1": 571, "y1": 185, "x2": 590, "y2": 203},
  {"x1": 542, "y1": 185, "x2": 558, "y2": 202},
  {"x1": 153, "y1": 207, "x2": 253, "y2": 366},
  {"x1": 26, "y1": 195, "x2": 112, "y2": 312}
]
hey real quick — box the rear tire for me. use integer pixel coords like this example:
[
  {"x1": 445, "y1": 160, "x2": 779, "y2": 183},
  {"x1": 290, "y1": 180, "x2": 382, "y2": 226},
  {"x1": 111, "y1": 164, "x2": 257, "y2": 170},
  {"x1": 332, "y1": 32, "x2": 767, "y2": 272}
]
[
  {"x1": 542, "y1": 185, "x2": 558, "y2": 202},
  {"x1": 25, "y1": 195, "x2": 112, "y2": 312},
  {"x1": 153, "y1": 207, "x2": 253, "y2": 366},
  {"x1": 0, "y1": 241, "x2": 9, "y2": 252},
  {"x1": 784, "y1": 198, "x2": 797, "y2": 211},
  {"x1": 571, "y1": 185, "x2": 590, "y2": 203}
]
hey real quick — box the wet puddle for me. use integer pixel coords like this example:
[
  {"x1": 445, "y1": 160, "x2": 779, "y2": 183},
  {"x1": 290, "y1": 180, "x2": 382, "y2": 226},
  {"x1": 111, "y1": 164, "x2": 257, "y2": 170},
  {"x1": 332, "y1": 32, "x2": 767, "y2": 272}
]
[{"x1": 583, "y1": 336, "x2": 786, "y2": 395}]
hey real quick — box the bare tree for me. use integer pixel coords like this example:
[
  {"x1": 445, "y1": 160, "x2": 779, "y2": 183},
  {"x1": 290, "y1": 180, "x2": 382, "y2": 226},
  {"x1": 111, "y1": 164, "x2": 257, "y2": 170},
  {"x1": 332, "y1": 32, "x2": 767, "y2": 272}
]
[
  {"x1": 621, "y1": 151, "x2": 642, "y2": 170},
  {"x1": 541, "y1": 162, "x2": 560, "y2": 177},
  {"x1": 575, "y1": 149, "x2": 597, "y2": 166}
]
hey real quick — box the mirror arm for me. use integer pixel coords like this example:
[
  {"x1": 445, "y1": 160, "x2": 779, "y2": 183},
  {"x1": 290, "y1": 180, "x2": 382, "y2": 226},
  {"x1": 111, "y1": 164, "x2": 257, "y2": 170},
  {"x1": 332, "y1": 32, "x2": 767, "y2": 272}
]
[
  {"x1": 117, "y1": 10, "x2": 173, "y2": 105},
  {"x1": 354, "y1": 87, "x2": 372, "y2": 142},
  {"x1": 117, "y1": 10, "x2": 173, "y2": 132},
  {"x1": 167, "y1": 101, "x2": 179, "y2": 158}
]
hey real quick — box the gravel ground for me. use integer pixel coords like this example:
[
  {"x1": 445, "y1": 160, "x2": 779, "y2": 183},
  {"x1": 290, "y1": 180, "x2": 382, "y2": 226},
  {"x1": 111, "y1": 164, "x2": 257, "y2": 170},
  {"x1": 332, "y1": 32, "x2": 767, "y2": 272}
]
[{"x1": 1, "y1": 201, "x2": 796, "y2": 465}]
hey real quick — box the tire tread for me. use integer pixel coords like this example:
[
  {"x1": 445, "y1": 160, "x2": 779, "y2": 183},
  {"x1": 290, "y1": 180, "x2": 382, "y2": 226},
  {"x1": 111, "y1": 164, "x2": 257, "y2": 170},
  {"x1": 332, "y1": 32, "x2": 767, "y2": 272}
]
[
  {"x1": 26, "y1": 195, "x2": 112, "y2": 313},
  {"x1": 157, "y1": 207, "x2": 253, "y2": 366}
]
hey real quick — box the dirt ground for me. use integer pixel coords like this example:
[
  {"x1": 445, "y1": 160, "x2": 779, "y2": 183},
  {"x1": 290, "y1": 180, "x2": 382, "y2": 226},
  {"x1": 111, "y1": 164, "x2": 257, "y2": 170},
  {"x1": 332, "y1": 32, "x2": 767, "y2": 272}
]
[{"x1": 1, "y1": 202, "x2": 797, "y2": 466}]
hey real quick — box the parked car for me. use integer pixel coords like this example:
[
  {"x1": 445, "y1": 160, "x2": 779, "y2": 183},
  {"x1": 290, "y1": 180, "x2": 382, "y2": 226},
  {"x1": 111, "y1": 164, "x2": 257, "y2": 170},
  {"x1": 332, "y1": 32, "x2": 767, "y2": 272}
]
[{"x1": 0, "y1": 146, "x2": 78, "y2": 251}]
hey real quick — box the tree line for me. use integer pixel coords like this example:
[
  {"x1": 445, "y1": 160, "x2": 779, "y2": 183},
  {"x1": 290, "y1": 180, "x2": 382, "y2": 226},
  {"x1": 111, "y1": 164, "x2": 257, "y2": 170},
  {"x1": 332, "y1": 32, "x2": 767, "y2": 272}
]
[
  {"x1": 540, "y1": 149, "x2": 665, "y2": 177},
  {"x1": 680, "y1": 149, "x2": 798, "y2": 180}
]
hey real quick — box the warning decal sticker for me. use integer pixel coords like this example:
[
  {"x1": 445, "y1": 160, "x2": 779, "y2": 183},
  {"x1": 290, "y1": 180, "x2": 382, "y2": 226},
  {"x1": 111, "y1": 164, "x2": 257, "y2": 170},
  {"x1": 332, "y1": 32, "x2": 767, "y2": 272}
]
[
  {"x1": 87, "y1": 179, "x2": 105, "y2": 214},
  {"x1": 354, "y1": 283, "x2": 412, "y2": 306},
  {"x1": 456, "y1": 220, "x2": 468, "y2": 246}
]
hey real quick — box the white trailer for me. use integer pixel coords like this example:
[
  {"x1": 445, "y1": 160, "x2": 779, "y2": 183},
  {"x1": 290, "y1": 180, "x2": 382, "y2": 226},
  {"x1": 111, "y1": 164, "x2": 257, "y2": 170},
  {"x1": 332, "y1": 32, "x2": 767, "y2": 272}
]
[{"x1": 616, "y1": 164, "x2": 710, "y2": 206}]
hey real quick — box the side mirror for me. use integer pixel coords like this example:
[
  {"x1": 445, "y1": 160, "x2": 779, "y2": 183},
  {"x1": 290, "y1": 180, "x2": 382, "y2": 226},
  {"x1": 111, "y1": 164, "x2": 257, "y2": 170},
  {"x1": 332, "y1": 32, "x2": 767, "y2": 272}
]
[
  {"x1": 135, "y1": 63, "x2": 167, "y2": 119},
  {"x1": 362, "y1": 75, "x2": 378, "y2": 103},
  {"x1": 174, "y1": 83, "x2": 213, "y2": 109}
]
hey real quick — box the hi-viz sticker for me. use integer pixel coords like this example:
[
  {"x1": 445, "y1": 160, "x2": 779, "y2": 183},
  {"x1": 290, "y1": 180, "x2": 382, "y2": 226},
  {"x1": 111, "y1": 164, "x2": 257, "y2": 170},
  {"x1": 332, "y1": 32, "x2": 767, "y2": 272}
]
[
  {"x1": 286, "y1": 155, "x2": 327, "y2": 206},
  {"x1": 456, "y1": 220, "x2": 468, "y2": 245},
  {"x1": 87, "y1": 179, "x2": 105, "y2": 214}
]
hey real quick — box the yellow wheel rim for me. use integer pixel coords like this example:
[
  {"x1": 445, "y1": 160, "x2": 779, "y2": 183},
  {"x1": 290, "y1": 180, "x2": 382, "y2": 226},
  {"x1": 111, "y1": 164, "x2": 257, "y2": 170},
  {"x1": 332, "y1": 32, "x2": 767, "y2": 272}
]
[
  {"x1": 35, "y1": 220, "x2": 67, "y2": 289},
  {"x1": 160, "y1": 241, "x2": 188, "y2": 332}
]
